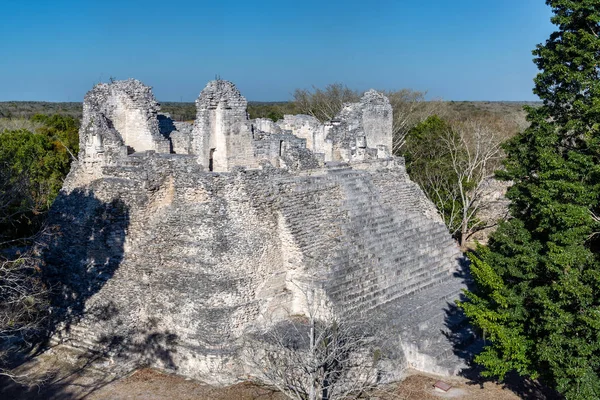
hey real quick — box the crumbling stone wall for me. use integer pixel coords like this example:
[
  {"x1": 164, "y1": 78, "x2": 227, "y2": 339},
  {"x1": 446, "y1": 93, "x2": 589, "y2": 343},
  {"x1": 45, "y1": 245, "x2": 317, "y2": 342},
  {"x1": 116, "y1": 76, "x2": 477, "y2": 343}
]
[
  {"x1": 158, "y1": 115, "x2": 193, "y2": 155},
  {"x1": 277, "y1": 114, "x2": 333, "y2": 160},
  {"x1": 78, "y1": 79, "x2": 394, "y2": 176},
  {"x1": 357, "y1": 89, "x2": 394, "y2": 152},
  {"x1": 253, "y1": 118, "x2": 283, "y2": 135},
  {"x1": 328, "y1": 90, "x2": 393, "y2": 161},
  {"x1": 191, "y1": 80, "x2": 257, "y2": 171},
  {"x1": 49, "y1": 154, "x2": 464, "y2": 382},
  {"x1": 46, "y1": 78, "x2": 469, "y2": 384},
  {"x1": 83, "y1": 79, "x2": 170, "y2": 154},
  {"x1": 277, "y1": 91, "x2": 392, "y2": 163},
  {"x1": 77, "y1": 112, "x2": 126, "y2": 182},
  {"x1": 252, "y1": 131, "x2": 322, "y2": 169}
]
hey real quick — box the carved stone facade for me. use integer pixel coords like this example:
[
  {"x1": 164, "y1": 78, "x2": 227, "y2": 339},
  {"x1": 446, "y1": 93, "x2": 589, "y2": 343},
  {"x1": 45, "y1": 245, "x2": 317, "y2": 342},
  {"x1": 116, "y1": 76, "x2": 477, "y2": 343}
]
[{"x1": 46, "y1": 79, "x2": 471, "y2": 385}]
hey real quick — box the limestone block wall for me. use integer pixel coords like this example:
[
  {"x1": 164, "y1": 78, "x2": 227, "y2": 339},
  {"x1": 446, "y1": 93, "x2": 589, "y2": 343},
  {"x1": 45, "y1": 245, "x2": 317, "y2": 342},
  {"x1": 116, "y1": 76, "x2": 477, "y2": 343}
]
[
  {"x1": 267, "y1": 164, "x2": 459, "y2": 316},
  {"x1": 76, "y1": 112, "x2": 128, "y2": 185},
  {"x1": 191, "y1": 80, "x2": 257, "y2": 171},
  {"x1": 46, "y1": 154, "x2": 463, "y2": 383},
  {"x1": 252, "y1": 118, "x2": 283, "y2": 135},
  {"x1": 252, "y1": 132, "x2": 322, "y2": 169},
  {"x1": 171, "y1": 121, "x2": 194, "y2": 154},
  {"x1": 47, "y1": 78, "x2": 469, "y2": 384},
  {"x1": 328, "y1": 90, "x2": 393, "y2": 161},
  {"x1": 359, "y1": 89, "x2": 393, "y2": 152},
  {"x1": 169, "y1": 130, "x2": 192, "y2": 155},
  {"x1": 77, "y1": 79, "x2": 394, "y2": 176},
  {"x1": 111, "y1": 106, "x2": 155, "y2": 152},
  {"x1": 157, "y1": 114, "x2": 194, "y2": 155},
  {"x1": 275, "y1": 92, "x2": 392, "y2": 164},
  {"x1": 82, "y1": 79, "x2": 170, "y2": 155},
  {"x1": 366, "y1": 162, "x2": 444, "y2": 223},
  {"x1": 277, "y1": 114, "x2": 332, "y2": 159},
  {"x1": 48, "y1": 155, "x2": 285, "y2": 381}
]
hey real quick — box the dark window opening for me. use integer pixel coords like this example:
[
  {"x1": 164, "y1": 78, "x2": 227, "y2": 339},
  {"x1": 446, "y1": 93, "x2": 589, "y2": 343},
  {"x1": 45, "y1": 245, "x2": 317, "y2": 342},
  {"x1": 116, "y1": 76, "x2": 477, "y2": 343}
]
[
  {"x1": 209, "y1": 148, "x2": 215, "y2": 172},
  {"x1": 279, "y1": 140, "x2": 284, "y2": 157}
]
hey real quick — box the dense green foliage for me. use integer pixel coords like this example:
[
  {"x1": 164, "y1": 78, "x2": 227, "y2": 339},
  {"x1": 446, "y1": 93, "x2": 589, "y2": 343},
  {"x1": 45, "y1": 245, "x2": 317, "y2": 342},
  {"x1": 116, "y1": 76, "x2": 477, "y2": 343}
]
[
  {"x1": 0, "y1": 100, "x2": 534, "y2": 127},
  {"x1": 138, "y1": 101, "x2": 298, "y2": 122},
  {"x1": 0, "y1": 115, "x2": 78, "y2": 244},
  {"x1": 459, "y1": 2, "x2": 600, "y2": 398},
  {"x1": 31, "y1": 113, "x2": 79, "y2": 156},
  {"x1": 159, "y1": 102, "x2": 196, "y2": 121}
]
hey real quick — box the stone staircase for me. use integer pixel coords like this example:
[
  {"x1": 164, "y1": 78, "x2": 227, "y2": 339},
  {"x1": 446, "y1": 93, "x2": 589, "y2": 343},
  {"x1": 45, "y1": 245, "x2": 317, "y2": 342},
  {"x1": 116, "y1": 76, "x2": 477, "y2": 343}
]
[
  {"x1": 50, "y1": 160, "x2": 476, "y2": 380},
  {"x1": 278, "y1": 167, "x2": 461, "y2": 308},
  {"x1": 274, "y1": 165, "x2": 473, "y2": 375}
]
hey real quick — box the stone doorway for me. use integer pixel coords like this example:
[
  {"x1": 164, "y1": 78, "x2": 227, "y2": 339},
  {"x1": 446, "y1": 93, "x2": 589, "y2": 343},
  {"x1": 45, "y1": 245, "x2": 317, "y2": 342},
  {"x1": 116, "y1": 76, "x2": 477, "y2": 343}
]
[{"x1": 209, "y1": 148, "x2": 215, "y2": 172}]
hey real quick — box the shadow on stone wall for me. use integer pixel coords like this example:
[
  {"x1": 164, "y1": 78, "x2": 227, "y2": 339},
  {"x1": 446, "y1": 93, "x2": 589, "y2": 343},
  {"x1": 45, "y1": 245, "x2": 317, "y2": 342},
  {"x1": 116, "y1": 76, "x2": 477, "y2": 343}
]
[
  {"x1": 0, "y1": 188, "x2": 178, "y2": 398},
  {"x1": 41, "y1": 189, "x2": 129, "y2": 336}
]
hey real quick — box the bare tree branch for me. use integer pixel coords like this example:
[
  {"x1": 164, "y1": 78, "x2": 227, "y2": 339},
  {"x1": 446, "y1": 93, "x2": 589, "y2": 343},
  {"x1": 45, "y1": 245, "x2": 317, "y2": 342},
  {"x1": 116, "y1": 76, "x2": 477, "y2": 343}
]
[
  {"x1": 244, "y1": 281, "x2": 400, "y2": 400},
  {"x1": 384, "y1": 90, "x2": 447, "y2": 155}
]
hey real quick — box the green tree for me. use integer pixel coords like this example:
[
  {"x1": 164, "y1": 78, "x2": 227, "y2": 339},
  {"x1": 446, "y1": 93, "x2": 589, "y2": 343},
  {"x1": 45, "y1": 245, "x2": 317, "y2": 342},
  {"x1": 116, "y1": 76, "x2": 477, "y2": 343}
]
[
  {"x1": 459, "y1": 2, "x2": 600, "y2": 398},
  {"x1": 247, "y1": 103, "x2": 294, "y2": 122},
  {"x1": 0, "y1": 114, "x2": 78, "y2": 377},
  {"x1": 31, "y1": 113, "x2": 79, "y2": 158},
  {"x1": 0, "y1": 125, "x2": 75, "y2": 244}
]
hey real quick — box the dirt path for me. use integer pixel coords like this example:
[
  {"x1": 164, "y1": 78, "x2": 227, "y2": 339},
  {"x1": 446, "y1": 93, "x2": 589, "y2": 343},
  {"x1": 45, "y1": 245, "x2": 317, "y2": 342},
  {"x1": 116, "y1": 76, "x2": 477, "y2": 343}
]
[
  {"x1": 83, "y1": 369, "x2": 526, "y2": 400},
  {"x1": 0, "y1": 346, "x2": 557, "y2": 399}
]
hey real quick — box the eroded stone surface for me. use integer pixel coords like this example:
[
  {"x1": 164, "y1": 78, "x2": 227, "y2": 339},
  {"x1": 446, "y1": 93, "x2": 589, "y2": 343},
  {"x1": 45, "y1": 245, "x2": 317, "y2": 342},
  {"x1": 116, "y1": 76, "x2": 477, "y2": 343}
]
[
  {"x1": 278, "y1": 91, "x2": 393, "y2": 163},
  {"x1": 45, "y1": 78, "x2": 469, "y2": 385}
]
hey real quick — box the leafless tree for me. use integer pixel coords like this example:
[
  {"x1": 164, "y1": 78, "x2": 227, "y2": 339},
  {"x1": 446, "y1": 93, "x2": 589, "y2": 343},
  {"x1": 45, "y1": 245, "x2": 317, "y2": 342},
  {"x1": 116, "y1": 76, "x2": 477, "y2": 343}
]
[
  {"x1": 0, "y1": 248, "x2": 49, "y2": 381},
  {"x1": 245, "y1": 282, "x2": 400, "y2": 400},
  {"x1": 0, "y1": 165, "x2": 51, "y2": 381},
  {"x1": 292, "y1": 84, "x2": 444, "y2": 156},
  {"x1": 383, "y1": 89, "x2": 447, "y2": 155},
  {"x1": 0, "y1": 119, "x2": 43, "y2": 134},
  {"x1": 293, "y1": 84, "x2": 361, "y2": 122},
  {"x1": 438, "y1": 119, "x2": 507, "y2": 249}
]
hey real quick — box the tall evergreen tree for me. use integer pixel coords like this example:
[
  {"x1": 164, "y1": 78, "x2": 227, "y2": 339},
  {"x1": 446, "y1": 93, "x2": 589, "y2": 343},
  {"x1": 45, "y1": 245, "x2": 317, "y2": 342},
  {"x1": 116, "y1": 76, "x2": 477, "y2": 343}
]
[{"x1": 459, "y1": 1, "x2": 600, "y2": 398}]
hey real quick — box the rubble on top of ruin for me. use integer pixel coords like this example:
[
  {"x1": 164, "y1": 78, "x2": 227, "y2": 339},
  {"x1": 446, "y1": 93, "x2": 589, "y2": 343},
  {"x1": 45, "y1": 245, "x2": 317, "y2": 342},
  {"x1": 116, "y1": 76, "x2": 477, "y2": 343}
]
[{"x1": 77, "y1": 79, "x2": 395, "y2": 176}]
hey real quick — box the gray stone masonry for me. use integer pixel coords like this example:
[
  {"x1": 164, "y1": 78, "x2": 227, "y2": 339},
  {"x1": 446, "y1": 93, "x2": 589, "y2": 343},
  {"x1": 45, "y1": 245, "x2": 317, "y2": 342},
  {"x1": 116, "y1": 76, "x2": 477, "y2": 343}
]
[
  {"x1": 44, "y1": 78, "x2": 471, "y2": 385},
  {"x1": 329, "y1": 90, "x2": 393, "y2": 161},
  {"x1": 277, "y1": 114, "x2": 332, "y2": 159},
  {"x1": 191, "y1": 80, "x2": 256, "y2": 171},
  {"x1": 82, "y1": 79, "x2": 170, "y2": 155},
  {"x1": 78, "y1": 79, "x2": 395, "y2": 176},
  {"x1": 277, "y1": 91, "x2": 393, "y2": 163}
]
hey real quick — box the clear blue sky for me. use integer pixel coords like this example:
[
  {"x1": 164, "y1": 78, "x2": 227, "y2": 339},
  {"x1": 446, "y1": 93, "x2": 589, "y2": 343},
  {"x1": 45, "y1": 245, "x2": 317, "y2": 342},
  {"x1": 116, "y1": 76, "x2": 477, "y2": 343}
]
[{"x1": 0, "y1": 0, "x2": 554, "y2": 102}]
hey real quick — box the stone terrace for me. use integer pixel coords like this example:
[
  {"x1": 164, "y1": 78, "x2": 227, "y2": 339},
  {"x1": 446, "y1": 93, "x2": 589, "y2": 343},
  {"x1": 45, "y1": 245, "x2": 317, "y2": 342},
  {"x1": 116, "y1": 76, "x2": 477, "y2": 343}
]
[{"x1": 44, "y1": 79, "x2": 470, "y2": 384}]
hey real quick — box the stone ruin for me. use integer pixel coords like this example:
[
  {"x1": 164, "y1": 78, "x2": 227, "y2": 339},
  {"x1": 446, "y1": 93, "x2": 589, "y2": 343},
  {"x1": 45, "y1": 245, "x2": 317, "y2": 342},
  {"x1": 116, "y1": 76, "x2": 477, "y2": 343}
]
[
  {"x1": 78, "y1": 79, "x2": 393, "y2": 179},
  {"x1": 44, "y1": 79, "x2": 474, "y2": 384}
]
